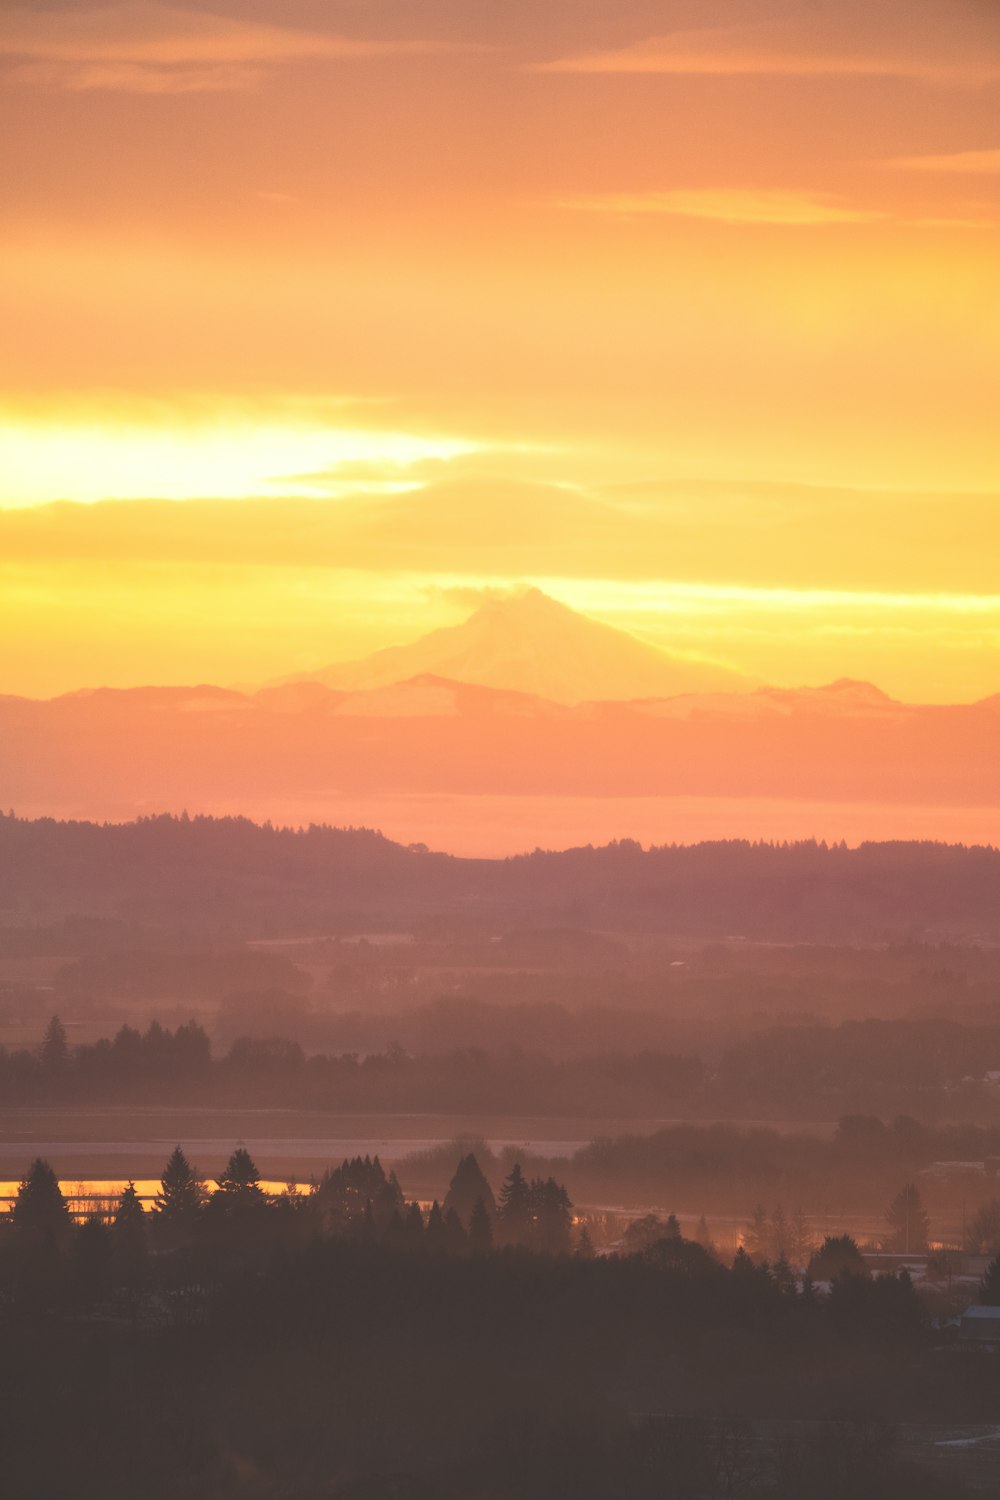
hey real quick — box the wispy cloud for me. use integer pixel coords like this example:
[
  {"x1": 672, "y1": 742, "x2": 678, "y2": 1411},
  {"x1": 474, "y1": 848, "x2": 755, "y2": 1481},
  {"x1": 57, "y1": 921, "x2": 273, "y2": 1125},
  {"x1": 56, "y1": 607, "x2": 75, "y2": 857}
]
[
  {"x1": 884, "y1": 147, "x2": 1000, "y2": 174},
  {"x1": 534, "y1": 21, "x2": 1000, "y2": 86},
  {"x1": 0, "y1": 2, "x2": 468, "y2": 93},
  {"x1": 553, "y1": 189, "x2": 884, "y2": 227}
]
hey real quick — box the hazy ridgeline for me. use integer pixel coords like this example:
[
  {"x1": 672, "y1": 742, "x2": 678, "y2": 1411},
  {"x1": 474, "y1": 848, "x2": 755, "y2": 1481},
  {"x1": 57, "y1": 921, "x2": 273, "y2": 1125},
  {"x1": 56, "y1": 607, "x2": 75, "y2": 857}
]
[{"x1": 4, "y1": 815, "x2": 1000, "y2": 1495}]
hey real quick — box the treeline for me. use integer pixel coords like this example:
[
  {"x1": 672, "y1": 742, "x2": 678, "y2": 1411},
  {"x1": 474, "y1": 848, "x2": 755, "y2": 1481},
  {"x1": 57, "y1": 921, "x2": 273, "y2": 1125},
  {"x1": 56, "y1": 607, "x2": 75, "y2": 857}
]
[
  {"x1": 0, "y1": 1148, "x2": 982, "y2": 1498},
  {"x1": 3, "y1": 811, "x2": 1000, "y2": 940},
  {"x1": 0, "y1": 1015, "x2": 706, "y2": 1113}
]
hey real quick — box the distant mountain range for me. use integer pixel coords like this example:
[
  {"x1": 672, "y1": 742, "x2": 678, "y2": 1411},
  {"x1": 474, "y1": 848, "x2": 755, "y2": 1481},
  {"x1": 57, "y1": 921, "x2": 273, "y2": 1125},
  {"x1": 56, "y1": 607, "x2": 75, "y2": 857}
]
[{"x1": 1, "y1": 589, "x2": 997, "y2": 841}]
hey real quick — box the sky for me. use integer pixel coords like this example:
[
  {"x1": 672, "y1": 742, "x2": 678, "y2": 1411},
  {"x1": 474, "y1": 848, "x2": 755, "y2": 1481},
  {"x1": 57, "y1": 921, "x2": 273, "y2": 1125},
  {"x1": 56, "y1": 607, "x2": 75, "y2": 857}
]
[{"x1": 1, "y1": 0, "x2": 999, "y2": 702}]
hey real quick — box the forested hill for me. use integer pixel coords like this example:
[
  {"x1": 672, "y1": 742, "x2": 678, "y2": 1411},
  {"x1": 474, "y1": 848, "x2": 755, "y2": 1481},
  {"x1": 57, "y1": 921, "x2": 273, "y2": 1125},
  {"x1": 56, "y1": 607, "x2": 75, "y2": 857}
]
[{"x1": 1, "y1": 812, "x2": 999, "y2": 943}]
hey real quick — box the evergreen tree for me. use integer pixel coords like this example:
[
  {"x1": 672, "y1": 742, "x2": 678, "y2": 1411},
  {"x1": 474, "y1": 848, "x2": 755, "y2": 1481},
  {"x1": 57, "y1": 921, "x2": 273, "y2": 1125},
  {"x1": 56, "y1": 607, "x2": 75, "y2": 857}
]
[
  {"x1": 443, "y1": 1154, "x2": 496, "y2": 1228},
  {"x1": 980, "y1": 1252, "x2": 1000, "y2": 1306},
  {"x1": 807, "y1": 1234, "x2": 870, "y2": 1281},
  {"x1": 534, "y1": 1178, "x2": 573, "y2": 1255},
  {"x1": 40, "y1": 1015, "x2": 68, "y2": 1071},
  {"x1": 215, "y1": 1146, "x2": 264, "y2": 1202},
  {"x1": 663, "y1": 1213, "x2": 682, "y2": 1240},
  {"x1": 468, "y1": 1197, "x2": 493, "y2": 1254},
  {"x1": 403, "y1": 1201, "x2": 425, "y2": 1250},
  {"x1": 425, "y1": 1200, "x2": 447, "y2": 1252},
  {"x1": 112, "y1": 1182, "x2": 148, "y2": 1288},
  {"x1": 772, "y1": 1254, "x2": 797, "y2": 1297},
  {"x1": 12, "y1": 1157, "x2": 71, "y2": 1247},
  {"x1": 153, "y1": 1145, "x2": 205, "y2": 1230},
  {"x1": 576, "y1": 1225, "x2": 596, "y2": 1259},
  {"x1": 497, "y1": 1163, "x2": 533, "y2": 1247},
  {"x1": 884, "y1": 1182, "x2": 930, "y2": 1254}
]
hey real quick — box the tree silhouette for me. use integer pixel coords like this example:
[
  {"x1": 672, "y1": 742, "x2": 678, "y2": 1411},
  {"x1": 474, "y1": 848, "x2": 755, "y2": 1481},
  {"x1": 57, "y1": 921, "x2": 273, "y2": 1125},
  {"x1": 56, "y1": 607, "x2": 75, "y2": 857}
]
[
  {"x1": 153, "y1": 1146, "x2": 205, "y2": 1238},
  {"x1": 425, "y1": 1200, "x2": 446, "y2": 1252},
  {"x1": 576, "y1": 1225, "x2": 596, "y2": 1259},
  {"x1": 884, "y1": 1183, "x2": 930, "y2": 1254},
  {"x1": 468, "y1": 1197, "x2": 493, "y2": 1254},
  {"x1": 112, "y1": 1181, "x2": 148, "y2": 1289},
  {"x1": 443, "y1": 1154, "x2": 496, "y2": 1228},
  {"x1": 964, "y1": 1199, "x2": 1000, "y2": 1255},
  {"x1": 11, "y1": 1157, "x2": 70, "y2": 1247},
  {"x1": 980, "y1": 1252, "x2": 1000, "y2": 1306},
  {"x1": 497, "y1": 1163, "x2": 532, "y2": 1247},
  {"x1": 216, "y1": 1146, "x2": 264, "y2": 1202},
  {"x1": 807, "y1": 1234, "x2": 869, "y2": 1281},
  {"x1": 40, "y1": 1015, "x2": 68, "y2": 1071}
]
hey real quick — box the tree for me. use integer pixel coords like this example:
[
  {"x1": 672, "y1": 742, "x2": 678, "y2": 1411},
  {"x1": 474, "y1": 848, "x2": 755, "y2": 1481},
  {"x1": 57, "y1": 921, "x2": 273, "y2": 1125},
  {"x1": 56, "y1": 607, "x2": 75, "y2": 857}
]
[
  {"x1": 402, "y1": 1201, "x2": 425, "y2": 1250},
  {"x1": 743, "y1": 1204, "x2": 769, "y2": 1260},
  {"x1": 807, "y1": 1234, "x2": 869, "y2": 1282},
  {"x1": 980, "y1": 1252, "x2": 1000, "y2": 1306},
  {"x1": 964, "y1": 1199, "x2": 1000, "y2": 1255},
  {"x1": 112, "y1": 1181, "x2": 148, "y2": 1288},
  {"x1": 663, "y1": 1213, "x2": 682, "y2": 1240},
  {"x1": 883, "y1": 1183, "x2": 930, "y2": 1254},
  {"x1": 469, "y1": 1197, "x2": 493, "y2": 1254},
  {"x1": 443, "y1": 1154, "x2": 496, "y2": 1228},
  {"x1": 40, "y1": 1015, "x2": 68, "y2": 1071},
  {"x1": 576, "y1": 1225, "x2": 596, "y2": 1259},
  {"x1": 425, "y1": 1200, "x2": 447, "y2": 1252},
  {"x1": 215, "y1": 1146, "x2": 264, "y2": 1202},
  {"x1": 497, "y1": 1163, "x2": 532, "y2": 1247},
  {"x1": 153, "y1": 1146, "x2": 205, "y2": 1238},
  {"x1": 533, "y1": 1178, "x2": 573, "y2": 1255},
  {"x1": 622, "y1": 1213, "x2": 665, "y2": 1256},
  {"x1": 693, "y1": 1215, "x2": 714, "y2": 1255},
  {"x1": 11, "y1": 1157, "x2": 70, "y2": 1247}
]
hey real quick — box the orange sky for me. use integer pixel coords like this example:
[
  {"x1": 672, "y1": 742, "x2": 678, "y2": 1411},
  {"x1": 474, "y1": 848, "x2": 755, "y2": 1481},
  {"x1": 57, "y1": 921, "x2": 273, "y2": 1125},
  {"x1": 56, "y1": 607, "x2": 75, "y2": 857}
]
[{"x1": 1, "y1": 0, "x2": 998, "y2": 702}]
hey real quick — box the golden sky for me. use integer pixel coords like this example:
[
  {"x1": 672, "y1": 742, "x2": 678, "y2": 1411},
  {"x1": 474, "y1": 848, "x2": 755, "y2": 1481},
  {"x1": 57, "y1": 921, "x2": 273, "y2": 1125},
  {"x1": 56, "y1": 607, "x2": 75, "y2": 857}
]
[{"x1": 1, "y1": 0, "x2": 998, "y2": 701}]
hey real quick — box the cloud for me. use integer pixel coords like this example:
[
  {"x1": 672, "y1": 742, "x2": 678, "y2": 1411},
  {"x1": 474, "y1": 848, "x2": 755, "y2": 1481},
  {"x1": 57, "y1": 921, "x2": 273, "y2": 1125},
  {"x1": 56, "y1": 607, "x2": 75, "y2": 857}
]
[
  {"x1": 884, "y1": 147, "x2": 1000, "y2": 174},
  {"x1": 553, "y1": 189, "x2": 884, "y2": 227},
  {"x1": 534, "y1": 18, "x2": 1000, "y2": 86},
  {"x1": 0, "y1": 1, "x2": 469, "y2": 92}
]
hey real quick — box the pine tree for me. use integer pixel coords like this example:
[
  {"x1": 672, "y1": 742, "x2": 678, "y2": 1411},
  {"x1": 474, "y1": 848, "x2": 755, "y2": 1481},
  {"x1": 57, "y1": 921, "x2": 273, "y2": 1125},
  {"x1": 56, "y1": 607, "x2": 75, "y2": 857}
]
[
  {"x1": 425, "y1": 1200, "x2": 447, "y2": 1252},
  {"x1": 40, "y1": 1015, "x2": 68, "y2": 1071},
  {"x1": 154, "y1": 1146, "x2": 205, "y2": 1227},
  {"x1": 884, "y1": 1183, "x2": 930, "y2": 1254},
  {"x1": 497, "y1": 1162, "x2": 532, "y2": 1247},
  {"x1": 112, "y1": 1182, "x2": 148, "y2": 1288},
  {"x1": 980, "y1": 1252, "x2": 1000, "y2": 1306},
  {"x1": 403, "y1": 1201, "x2": 425, "y2": 1249},
  {"x1": 694, "y1": 1215, "x2": 715, "y2": 1255},
  {"x1": 663, "y1": 1213, "x2": 682, "y2": 1240},
  {"x1": 576, "y1": 1225, "x2": 596, "y2": 1259},
  {"x1": 215, "y1": 1146, "x2": 264, "y2": 1202},
  {"x1": 12, "y1": 1157, "x2": 71, "y2": 1246},
  {"x1": 469, "y1": 1197, "x2": 493, "y2": 1254},
  {"x1": 443, "y1": 1154, "x2": 496, "y2": 1228}
]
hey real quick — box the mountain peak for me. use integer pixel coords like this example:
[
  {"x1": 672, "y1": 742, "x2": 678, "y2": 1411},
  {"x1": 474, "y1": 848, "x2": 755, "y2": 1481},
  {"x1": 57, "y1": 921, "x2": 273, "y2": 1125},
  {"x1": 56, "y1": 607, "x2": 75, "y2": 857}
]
[{"x1": 275, "y1": 588, "x2": 750, "y2": 705}]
